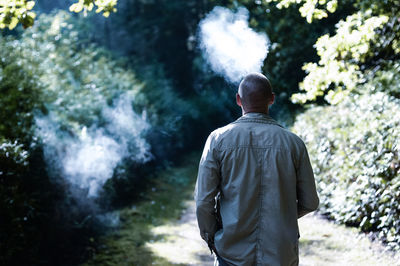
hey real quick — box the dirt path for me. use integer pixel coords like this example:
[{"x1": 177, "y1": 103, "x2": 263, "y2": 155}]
[
  {"x1": 146, "y1": 200, "x2": 214, "y2": 266},
  {"x1": 146, "y1": 200, "x2": 400, "y2": 266},
  {"x1": 82, "y1": 156, "x2": 399, "y2": 266},
  {"x1": 298, "y1": 213, "x2": 400, "y2": 266}
]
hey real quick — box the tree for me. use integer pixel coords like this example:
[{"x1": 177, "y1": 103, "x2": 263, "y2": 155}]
[
  {"x1": 0, "y1": 0, "x2": 117, "y2": 29},
  {"x1": 274, "y1": 0, "x2": 400, "y2": 249},
  {"x1": 265, "y1": 0, "x2": 400, "y2": 104},
  {"x1": 266, "y1": 0, "x2": 339, "y2": 23}
]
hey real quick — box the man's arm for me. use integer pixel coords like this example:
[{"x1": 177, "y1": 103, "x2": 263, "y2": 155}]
[
  {"x1": 194, "y1": 133, "x2": 220, "y2": 251},
  {"x1": 296, "y1": 144, "x2": 319, "y2": 218}
]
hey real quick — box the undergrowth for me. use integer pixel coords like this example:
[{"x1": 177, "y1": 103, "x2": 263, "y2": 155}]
[{"x1": 81, "y1": 153, "x2": 200, "y2": 266}]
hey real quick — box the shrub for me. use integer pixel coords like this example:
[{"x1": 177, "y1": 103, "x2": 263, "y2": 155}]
[
  {"x1": 0, "y1": 10, "x2": 161, "y2": 264},
  {"x1": 293, "y1": 87, "x2": 400, "y2": 249}
]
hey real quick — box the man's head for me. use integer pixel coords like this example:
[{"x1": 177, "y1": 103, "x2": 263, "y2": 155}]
[{"x1": 236, "y1": 73, "x2": 274, "y2": 114}]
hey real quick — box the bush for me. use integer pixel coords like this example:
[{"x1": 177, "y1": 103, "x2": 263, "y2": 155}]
[
  {"x1": 0, "y1": 9, "x2": 233, "y2": 264},
  {"x1": 293, "y1": 87, "x2": 400, "y2": 249},
  {"x1": 0, "y1": 10, "x2": 161, "y2": 264},
  {"x1": 0, "y1": 140, "x2": 31, "y2": 264}
]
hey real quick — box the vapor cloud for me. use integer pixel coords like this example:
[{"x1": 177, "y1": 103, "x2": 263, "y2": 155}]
[
  {"x1": 35, "y1": 93, "x2": 151, "y2": 198},
  {"x1": 199, "y1": 7, "x2": 269, "y2": 83}
]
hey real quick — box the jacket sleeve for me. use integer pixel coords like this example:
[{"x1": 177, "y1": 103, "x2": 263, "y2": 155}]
[
  {"x1": 296, "y1": 143, "x2": 319, "y2": 218},
  {"x1": 194, "y1": 132, "x2": 220, "y2": 245}
]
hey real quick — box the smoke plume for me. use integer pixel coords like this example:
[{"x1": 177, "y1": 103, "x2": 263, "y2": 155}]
[
  {"x1": 35, "y1": 93, "x2": 151, "y2": 198},
  {"x1": 198, "y1": 6, "x2": 269, "y2": 83}
]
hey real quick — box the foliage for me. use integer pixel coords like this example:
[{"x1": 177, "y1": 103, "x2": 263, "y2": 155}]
[
  {"x1": 0, "y1": 0, "x2": 117, "y2": 29},
  {"x1": 87, "y1": 0, "x2": 245, "y2": 142},
  {"x1": 269, "y1": 0, "x2": 400, "y2": 250},
  {"x1": 292, "y1": 12, "x2": 390, "y2": 104},
  {"x1": 83, "y1": 153, "x2": 199, "y2": 266},
  {"x1": 293, "y1": 77, "x2": 400, "y2": 249},
  {"x1": 0, "y1": 139, "x2": 67, "y2": 265},
  {"x1": 1, "y1": 8, "x2": 235, "y2": 263},
  {"x1": 69, "y1": 0, "x2": 117, "y2": 17},
  {"x1": 0, "y1": 36, "x2": 43, "y2": 141},
  {"x1": 8, "y1": 0, "x2": 400, "y2": 263},
  {"x1": 207, "y1": 0, "x2": 350, "y2": 122},
  {"x1": 0, "y1": 141, "x2": 30, "y2": 248},
  {"x1": 82, "y1": 0, "x2": 333, "y2": 125},
  {"x1": 89, "y1": 0, "x2": 202, "y2": 96},
  {"x1": 0, "y1": 32, "x2": 51, "y2": 264},
  {"x1": 21, "y1": 11, "x2": 142, "y2": 129},
  {"x1": 266, "y1": 0, "x2": 339, "y2": 23},
  {"x1": 265, "y1": 0, "x2": 400, "y2": 104},
  {"x1": 0, "y1": 0, "x2": 36, "y2": 29},
  {"x1": 0, "y1": 10, "x2": 163, "y2": 265}
]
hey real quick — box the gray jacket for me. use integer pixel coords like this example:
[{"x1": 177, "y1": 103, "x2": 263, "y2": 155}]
[{"x1": 195, "y1": 113, "x2": 319, "y2": 266}]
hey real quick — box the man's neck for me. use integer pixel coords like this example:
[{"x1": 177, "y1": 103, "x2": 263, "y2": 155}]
[{"x1": 242, "y1": 109, "x2": 269, "y2": 115}]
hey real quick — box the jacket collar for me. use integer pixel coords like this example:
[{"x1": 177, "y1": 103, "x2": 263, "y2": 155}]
[{"x1": 233, "y1": 112, "x2": 283, "y2": 127}]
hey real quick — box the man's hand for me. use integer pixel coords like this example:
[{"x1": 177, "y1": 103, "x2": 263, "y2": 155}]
[{"x1": 208, "y1": 240, "x2": 219, "y2": 256}]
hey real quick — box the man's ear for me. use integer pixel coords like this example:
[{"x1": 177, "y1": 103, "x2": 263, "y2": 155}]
[
  {"x1": 268, "y1": 93, "x2": 275, "y2": 106},
  {"x1": 236, "y1": 93, "x2": 242, "y2": 107}
]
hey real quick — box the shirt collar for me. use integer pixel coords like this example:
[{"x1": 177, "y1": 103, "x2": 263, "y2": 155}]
[
  {"x1": 243, "y1": 112, "x2": 270, "y2": 119},
  {"x1": 234, "y1": 112, "x2": 283, "y2": 127}
]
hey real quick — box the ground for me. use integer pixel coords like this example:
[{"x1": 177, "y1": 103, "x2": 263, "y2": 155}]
[
  {"x1": 298, "y1": 214, "x2": 399, "y2": 266},
  {"x1": 82, "y1": 154, "x2": 400, "y2": 266},
  {"x1": 145, "y1": 200, "x2": 400, "y2": 266}
]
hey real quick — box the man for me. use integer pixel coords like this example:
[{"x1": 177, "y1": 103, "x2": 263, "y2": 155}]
[{"x1": 195, "y1": 73, "x2": 319, "y2": 266}]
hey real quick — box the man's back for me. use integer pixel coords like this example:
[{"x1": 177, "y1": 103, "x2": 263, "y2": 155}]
[{"x1": 195, "y1": 113, "x2": 319, "y2": 266}]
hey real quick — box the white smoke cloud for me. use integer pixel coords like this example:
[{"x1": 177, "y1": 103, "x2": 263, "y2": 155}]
[
  {"x1": 35, "y1": 93, "x2": 152, "y2": 198},
  {"x1": 199, "y1": 6, "x2": 269, "y2": 83},
  {"x1": 63, "y1": 129, "x2": 123, "y2": 197}
]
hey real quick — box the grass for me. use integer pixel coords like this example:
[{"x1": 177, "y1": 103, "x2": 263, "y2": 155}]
[
  {"x1": 299, "y1": 214, "x2": 400, "y2": 266},
  {"x1": 81, "y1": 151, "x2": 400, "y2": 266},
  {"x1": 81, "y1": 153, "x2": 200, "y2": 266},
  {"x1": 144, "y1": 200, "x2": 213, "y2": 265}
]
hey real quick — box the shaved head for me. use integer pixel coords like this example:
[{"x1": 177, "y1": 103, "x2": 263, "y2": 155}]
[{"x1": 237, "y1": 73, "x2": 274, "y2": 114}]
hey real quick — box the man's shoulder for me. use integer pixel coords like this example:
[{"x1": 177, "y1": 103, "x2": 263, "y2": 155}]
[
  {"x1": 208, "y1": 122, "x2": 237, "y2": 140},
  {"x1": 280, "y1": 127, "x2": 305, "y2": 143},
  {"x1": 207, "y1": 118, "x2": 307, "y2": 151}
]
